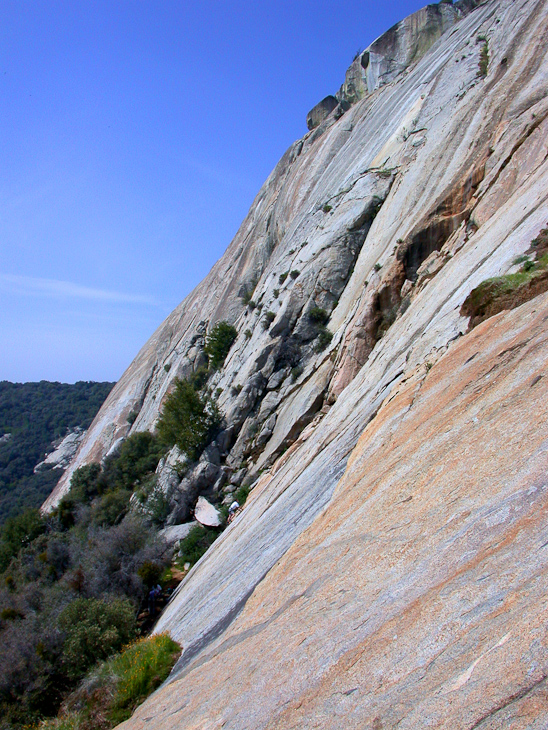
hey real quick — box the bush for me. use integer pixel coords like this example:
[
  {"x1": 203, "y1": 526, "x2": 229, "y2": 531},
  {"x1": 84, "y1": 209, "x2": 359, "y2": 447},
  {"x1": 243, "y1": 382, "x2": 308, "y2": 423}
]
[
  {"x1": 478, "y1": 39, "x2": 489, "y2": 77},
  {"x1": 137, "y1": 561, "x2": 162, "y2": 589},
  {"x1": 177, "y1": 524, "x2": 221, "y2": 567},
  {"x1": 204, "y1": 321, "x2": 237, "y2": 370},
  {"x1": 290, "y1": 270, "x2": 300, "y2": 279},
  {"x1": 42, "y1": 635, "x2": 181, "y2": 730},
  {"x1": 91, "y1": 489, "x2": 132, "y2": 527},
  {"x1": 70, "y1": 464, "x2": 102, "y2": 503},
  {"x1": 58, "y1": 597, "x2": 137, "y2": 681},
  {"x1": 291, "y1": 365, "x2": 303, "y2": 382},
  {"x1": 315, "y1": 327, "x2": 333, "y2": 351},
  {"x1": 234, "y1": 484, "x2": 250, "y2": 507},
  {"x1": 308, "y1": 307, "x2": 329, "y2": 325},
  {"x1": 102, "y1": 634, "x2": 181, "y2": 725},
  {"x1": 461, "y1": 251, "x2": 548, "y2": 330},
  {"x1": 279, "y1": 272, "x2": 289, "y2": 284},
  {"x1": 156, "y1": 378, "x2": 220, "y2": 460},
  {"x1": 101, "y1": 432, "x2": 164, "y2": 494},
  {"x1": 262, "y1": 311, "x2": 276, "y2": 329},
  {"x1": 322, "y1": 204, "x2": 332, "y2": 213},
  {"x1": 0, "y1": 508, "x2": 45, "y2": 572}
]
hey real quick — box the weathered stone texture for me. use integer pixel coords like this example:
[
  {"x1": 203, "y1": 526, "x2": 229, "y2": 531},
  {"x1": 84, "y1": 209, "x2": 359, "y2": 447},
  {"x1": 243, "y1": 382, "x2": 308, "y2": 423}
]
[
  {"x1": 120, "y1": 292, "x2": 548, "y2": 730},
  {"x1": 41, "y1": 0, "x2": 548, "y2": 725}
]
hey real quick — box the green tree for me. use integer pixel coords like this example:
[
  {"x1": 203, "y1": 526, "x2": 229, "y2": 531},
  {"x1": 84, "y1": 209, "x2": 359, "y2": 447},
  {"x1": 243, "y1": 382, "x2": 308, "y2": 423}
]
[
  {"x1": 102, "y1": 432, "x2": 163, "y2": 492},
  {"x1": 204, "y1": 321, "x2": 237, "y2": 370},
  {"x1": 58, "y1": 597, "x2": 136, "y2": 680},
  {"x1": 156, "y1": 379, "x2": 219, "y2": 459},
  {"x1": 0, "y1": 508, "x2": 45, "y2": 571}
]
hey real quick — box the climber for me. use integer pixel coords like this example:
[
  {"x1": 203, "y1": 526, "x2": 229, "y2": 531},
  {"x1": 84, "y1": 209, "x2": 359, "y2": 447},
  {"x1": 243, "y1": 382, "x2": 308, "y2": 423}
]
[
  {"x1": 148, "y1": 583, "x2": 162, "y2": 616},
  {"x1": 227, "y1": 500, "x2": 240, "y2": 524}
]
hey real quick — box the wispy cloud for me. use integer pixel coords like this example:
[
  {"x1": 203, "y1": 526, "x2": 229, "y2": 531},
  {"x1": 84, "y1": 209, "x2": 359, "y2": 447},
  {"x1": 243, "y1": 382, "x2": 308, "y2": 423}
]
[{"x1": 0, "y1": 274, "x2": 158, "y2": 306}]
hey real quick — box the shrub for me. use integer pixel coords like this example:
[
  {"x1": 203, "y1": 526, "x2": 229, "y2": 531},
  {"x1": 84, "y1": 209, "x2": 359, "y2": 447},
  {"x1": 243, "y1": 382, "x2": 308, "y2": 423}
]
[
  {"x1": 315, "y1": 327, "x2": 333, "y2": 351},
  {"x1": 290, "y1": 270, "x2": 300, "y2": 279},
  {"x1": 58, "y1": 597, "x2": 137, "y2": 681},
  {"x1": 262, "y1": 311, "x2": 276, "y2": 329},
  {"x1": 156, "y1": 378, "x2": 220, "y2": 460},
  {"x1": 163, "y1": 363, "x2": 171, "y2": 372},
  {"x1": 234, "y1": 484, "x2": 250, "y2": 507},
  {"x1": 240, "y1": 278, "x2": 257, "y2": 306},
  {"x1": 102, "y1": 634, "x2": 181, "y2": 725},
  {"x1": 127, "y1": 408, "x2": 138, "y2": 425},
  {"x1": 146, "y1": 488, "x2": 171, "y2": 526},
  {"x1": 204, "y1": 321, "x2": 237, "y2": 370},
  {"x1": 0, "y1": 508, "x2": 45, "y2": 572},
  {"x1": 188, "y1": 365, "x2": 210, "y2": 391},
  {"x1": 291, "y1": 365, "x2": 303, "y2": 382},
  {"x1": 42, "y1": 635, "x2": 181, "y2": 730},
  {"x1": 322, "y1": 204, "x2": 332, "y2": 213},
  {"x1": 102, "y1": 432, "x2": 164, "y2": 493},
  {"x1": 279, "y1": 272, "x2": 289, "y2": 284},
  {"x1": 177, "y1": 525, "x2": 221, "y2": 567},
  {"x1": 137, "y1": 561, "x2": 162, "y2": 589},
  {"x1": 70, "y1": 464, "x2": 103, "y2": 503},
  {"x1": 308, "y1": 306, "x2": 329, "y2": 325},
  {"x1": 478, "y1": 40, "x2": 489, "y2": 77},
  {"x1": 273, "y1": 288, "x2": 280, "y2": 298},
  {"x1": 1, "y1": 607, "x2": 24, "y2": 621},
  {"x1": 374, "y1": 263, "x2": 382, "y2": 272},
  {"x1": 91, "y1": 489, "x2": 132, "y2": 527},
  {"x1": 244, "y1": 329, "x2": 252, "y2": 339}
]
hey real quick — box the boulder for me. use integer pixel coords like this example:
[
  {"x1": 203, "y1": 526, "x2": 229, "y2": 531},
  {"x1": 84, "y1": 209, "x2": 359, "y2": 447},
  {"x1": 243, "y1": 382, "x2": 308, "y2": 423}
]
[
  {"x1": 306, "y1": 95, "x2": 338, "y2": 131},
  {"x1": 194, "y1": 497, "x2": 222, "y2": 527},
  {"x1": 159, "y1": 522, "x2": 197, "y2": 545}
]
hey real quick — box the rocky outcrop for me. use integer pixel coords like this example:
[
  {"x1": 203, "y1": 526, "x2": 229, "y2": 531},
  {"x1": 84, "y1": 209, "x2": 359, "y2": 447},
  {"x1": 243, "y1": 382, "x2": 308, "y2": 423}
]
[
  {"x1": 42, "y1": 0, "x2": 548, "y2": 725},
  {"x1": 306, "y1": 95, "x2": 339, "y2": 130},
  {"x1": 337, "y1": 1, "x2": 467, "y2": 106},
  {"x1": 33, "y1": 428, "x2": 86, "y2": 472}
]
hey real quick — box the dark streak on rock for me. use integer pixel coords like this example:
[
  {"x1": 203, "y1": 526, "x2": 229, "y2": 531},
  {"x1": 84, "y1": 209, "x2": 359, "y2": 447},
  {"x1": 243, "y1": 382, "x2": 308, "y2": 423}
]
[{"x1": 467, "y1": 674, "x2": 547, "y2": 729}]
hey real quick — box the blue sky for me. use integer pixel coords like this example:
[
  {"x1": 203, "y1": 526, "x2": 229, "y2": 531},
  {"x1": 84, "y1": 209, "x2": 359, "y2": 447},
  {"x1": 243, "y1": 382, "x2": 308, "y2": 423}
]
[{"x1": 0, "y1": 0, "x2": 428, "y2": 383}]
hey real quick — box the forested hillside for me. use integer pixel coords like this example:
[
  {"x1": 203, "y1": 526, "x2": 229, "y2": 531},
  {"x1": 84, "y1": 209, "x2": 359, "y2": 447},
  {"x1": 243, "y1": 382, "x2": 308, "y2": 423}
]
[{"x1": 0, "y1": 381, "x2": 114, "y2": 525}]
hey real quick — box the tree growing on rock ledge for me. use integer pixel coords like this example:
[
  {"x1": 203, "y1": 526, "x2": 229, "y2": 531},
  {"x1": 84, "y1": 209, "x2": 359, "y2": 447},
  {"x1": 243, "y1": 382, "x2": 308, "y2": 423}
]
[
  {"x1": 204, "y1": 321, "x2": 237, "y2": 370},
  {"x1": 156, "y1": 378, "x2": 220, "y2": 460}
]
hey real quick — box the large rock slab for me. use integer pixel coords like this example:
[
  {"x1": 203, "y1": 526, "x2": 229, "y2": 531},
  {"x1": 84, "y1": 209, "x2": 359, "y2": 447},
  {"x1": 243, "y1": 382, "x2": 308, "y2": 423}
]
[
  {"x1": 120, "y1": 292, "x2": 548, "y2": 730},
  {"x1": 194, "y1": 497, "x2": 222, "y2": 527}
]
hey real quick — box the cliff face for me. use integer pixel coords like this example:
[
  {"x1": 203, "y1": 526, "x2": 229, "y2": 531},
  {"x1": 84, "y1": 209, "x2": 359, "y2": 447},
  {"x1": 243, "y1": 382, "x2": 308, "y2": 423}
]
[{"x1": 45, "y1": 0, "x2": 548, "y2": 725}]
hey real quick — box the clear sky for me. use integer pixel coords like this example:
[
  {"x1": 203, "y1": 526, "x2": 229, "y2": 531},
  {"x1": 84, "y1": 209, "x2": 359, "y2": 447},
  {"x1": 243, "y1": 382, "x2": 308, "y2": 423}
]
[{"x1": 1, "y1": 0, "x2": 428, "y2": 383}]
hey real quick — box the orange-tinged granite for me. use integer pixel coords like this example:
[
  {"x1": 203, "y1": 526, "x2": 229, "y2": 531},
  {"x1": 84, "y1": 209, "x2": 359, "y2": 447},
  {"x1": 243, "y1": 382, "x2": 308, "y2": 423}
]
[{"x1": 119, "y1": 293, "x2": 548, "y2": 729}]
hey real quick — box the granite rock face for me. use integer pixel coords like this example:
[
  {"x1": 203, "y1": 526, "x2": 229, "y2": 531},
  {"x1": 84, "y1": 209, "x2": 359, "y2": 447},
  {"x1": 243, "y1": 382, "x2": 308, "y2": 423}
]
[
  {"x1": 42, "y1": 0, "x2": 548, "y2": 725},
  {"x1": 121, "y1": 293, "x2": 548, "y2": 730},
  {"x1": 33, "y1": 428, "x2": 86, "y2": 472}
]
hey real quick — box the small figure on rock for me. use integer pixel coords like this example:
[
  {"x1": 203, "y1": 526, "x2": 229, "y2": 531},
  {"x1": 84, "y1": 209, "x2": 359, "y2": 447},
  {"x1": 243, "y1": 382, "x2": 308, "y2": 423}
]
[
  {"x1": 227, "y1": 500, "x2": 240, "y2": 524},
  {"x1": 148, "y1": 583, "x2": 162, "y2": 616}
]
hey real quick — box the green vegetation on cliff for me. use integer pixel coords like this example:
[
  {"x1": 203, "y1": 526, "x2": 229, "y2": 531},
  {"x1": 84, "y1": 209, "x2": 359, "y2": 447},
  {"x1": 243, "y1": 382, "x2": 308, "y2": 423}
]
[
  {"x1": 0, "y1": 432, "x2": 171, "y2": 729},
  {"x1": 461, "y1": 229, "x2": 548, "y2": 329}
]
